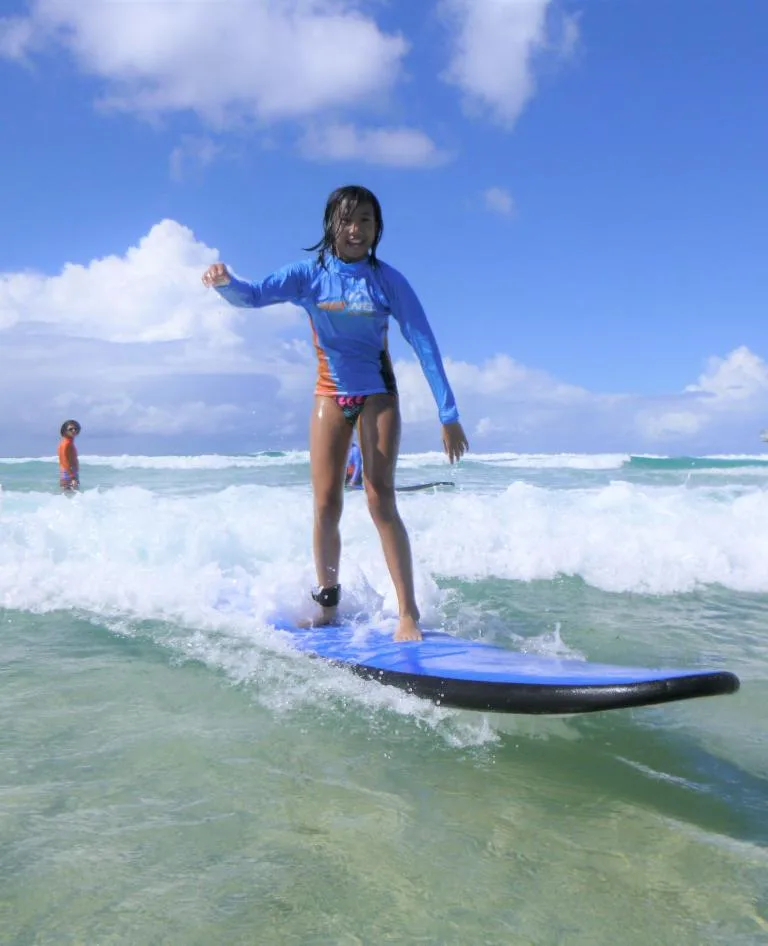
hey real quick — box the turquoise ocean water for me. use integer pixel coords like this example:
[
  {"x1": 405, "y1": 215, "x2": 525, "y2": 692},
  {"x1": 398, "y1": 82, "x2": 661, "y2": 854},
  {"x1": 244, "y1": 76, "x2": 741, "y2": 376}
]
[{"x1": 1, "y1": 451, "x2": 766, "y2": 945}]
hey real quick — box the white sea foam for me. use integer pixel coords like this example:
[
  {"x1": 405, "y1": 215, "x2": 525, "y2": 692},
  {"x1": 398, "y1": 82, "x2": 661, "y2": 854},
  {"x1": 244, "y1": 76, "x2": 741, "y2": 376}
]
[
  {"x1": 405, "y1": 480, "x2": 768, "y2": 594},
  {"x1": 464, "y1": 452, "x2": 630, "y2": 470},
  {"x1": 395, "y1": 451, "x2": 629, "y2": 470},
  {"x1": 687, "y1": 467, "x2": 768, "y2": 478},
  {"x1": 697, "y1": 454, "x2": 768, "y2": 461},
  {"x1": 1, "y1": 473, "x2": 763, "y2": 741},
  {"x1": 631, "y1": 454, "x2": 768, "y2": 462},
  {"x1": 2, "y1": 479, "x2": 767, "y2": 614}
]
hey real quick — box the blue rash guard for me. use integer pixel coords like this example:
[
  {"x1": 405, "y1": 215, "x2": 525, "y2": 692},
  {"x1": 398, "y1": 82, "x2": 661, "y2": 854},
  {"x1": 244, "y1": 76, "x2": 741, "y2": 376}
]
[{"x1": 215, "y1": 254, "x2": 459, "y2": 424}]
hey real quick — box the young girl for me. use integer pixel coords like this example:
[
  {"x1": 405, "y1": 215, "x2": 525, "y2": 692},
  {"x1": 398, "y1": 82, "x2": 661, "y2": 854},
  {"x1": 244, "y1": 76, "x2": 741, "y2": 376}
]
[
  {"x1": 58, "y1": 419, "x2": 81, "y2": 491},
  {"x1": 202, "y1": 185, "x2": 468, "y2": 641}
]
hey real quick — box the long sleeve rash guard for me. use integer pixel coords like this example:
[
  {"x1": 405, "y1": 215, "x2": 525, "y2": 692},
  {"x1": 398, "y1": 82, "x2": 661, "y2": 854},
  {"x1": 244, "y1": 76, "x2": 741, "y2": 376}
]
[{"x1": 215, "y1": 255, "x2": 459, "y2": 425}]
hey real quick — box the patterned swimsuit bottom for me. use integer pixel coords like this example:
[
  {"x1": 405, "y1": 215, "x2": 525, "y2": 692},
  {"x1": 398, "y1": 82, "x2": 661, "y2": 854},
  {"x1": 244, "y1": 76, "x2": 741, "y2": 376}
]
[
  {"x1": 331, "y1": 352, "x2": 399, "y2": 426},
  {"x1": 335, "y1": 395, "x2": 368, "y2": 425}
]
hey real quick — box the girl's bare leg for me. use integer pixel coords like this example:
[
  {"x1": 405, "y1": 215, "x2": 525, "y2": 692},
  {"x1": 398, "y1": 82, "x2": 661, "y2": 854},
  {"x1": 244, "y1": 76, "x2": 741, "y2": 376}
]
[
  {"x1": 358, "y1": 395, "x2": 421, "y2": 642},
  {"x1": 307, "y1": 396, "x2": 354, "y2": 626}
]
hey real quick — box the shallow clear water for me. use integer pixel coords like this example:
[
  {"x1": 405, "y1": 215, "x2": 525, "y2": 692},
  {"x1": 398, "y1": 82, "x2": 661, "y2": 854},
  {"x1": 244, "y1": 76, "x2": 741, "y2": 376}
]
[{"x1": 1, "y1": 451, "x2": 766, "y2": 944}]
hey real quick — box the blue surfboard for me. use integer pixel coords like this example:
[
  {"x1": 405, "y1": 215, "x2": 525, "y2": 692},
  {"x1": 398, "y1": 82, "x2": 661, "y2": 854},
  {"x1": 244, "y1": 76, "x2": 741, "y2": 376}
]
[{"x1": 273, "y1": 621, "x2": 740, "y2": 714}]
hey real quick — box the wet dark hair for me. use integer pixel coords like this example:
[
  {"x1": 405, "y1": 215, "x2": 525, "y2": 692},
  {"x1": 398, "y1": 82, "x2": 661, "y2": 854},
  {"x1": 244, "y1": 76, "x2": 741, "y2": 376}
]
[
  {"x1": 60, "y1": 419, "x2": 81, "y2": 436},
  {"x1": 305, "y1": 185, "x2": 384, "y2": 267}
]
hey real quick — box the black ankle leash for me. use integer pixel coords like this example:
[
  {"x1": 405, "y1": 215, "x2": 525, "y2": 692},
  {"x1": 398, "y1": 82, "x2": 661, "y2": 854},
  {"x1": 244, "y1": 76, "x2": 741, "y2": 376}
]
[{"x1": 311, "y1": 584, "x2": 341, "y2": 608}]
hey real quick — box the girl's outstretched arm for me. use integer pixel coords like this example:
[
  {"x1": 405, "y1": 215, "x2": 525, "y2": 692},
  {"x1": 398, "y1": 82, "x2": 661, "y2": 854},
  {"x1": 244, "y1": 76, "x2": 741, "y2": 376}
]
[{"x1": 202, "y1": 260, "x2": 311, "y2": 308}]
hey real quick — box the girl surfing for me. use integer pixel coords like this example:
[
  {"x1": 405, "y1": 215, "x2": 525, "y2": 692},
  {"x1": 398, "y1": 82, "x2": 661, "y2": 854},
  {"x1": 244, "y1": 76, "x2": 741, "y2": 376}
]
[{"x1": 202, "y1": 185, "x2": 467, "y2": 641}]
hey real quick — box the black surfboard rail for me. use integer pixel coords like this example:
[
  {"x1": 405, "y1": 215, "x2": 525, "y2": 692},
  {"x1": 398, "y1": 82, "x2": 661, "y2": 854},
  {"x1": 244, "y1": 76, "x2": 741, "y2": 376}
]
[{"x1": 344, "y1": 664, "x2": 741, "y2": 715}]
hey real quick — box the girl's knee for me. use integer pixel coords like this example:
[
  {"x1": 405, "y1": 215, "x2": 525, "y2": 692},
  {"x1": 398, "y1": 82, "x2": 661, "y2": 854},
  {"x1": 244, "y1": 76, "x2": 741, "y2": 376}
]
[
  {"x1": 365, "y1": 483, "x2": 396, "y2": 522},
  {"x1": 315, "y1": 492, "x2": 343, "y2": 524}
]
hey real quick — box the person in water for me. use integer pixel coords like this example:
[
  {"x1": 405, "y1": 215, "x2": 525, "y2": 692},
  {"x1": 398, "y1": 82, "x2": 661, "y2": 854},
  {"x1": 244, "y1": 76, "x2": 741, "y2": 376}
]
[
  {"x1": 58, "y1": 419, "x2": 81, "y2": 491},
  {"x1": 345, "y1": 440, "x2": 363, "y2": 489},
  {"x1": 202, "y1": 185, "x2": 468, "y2": 641}
]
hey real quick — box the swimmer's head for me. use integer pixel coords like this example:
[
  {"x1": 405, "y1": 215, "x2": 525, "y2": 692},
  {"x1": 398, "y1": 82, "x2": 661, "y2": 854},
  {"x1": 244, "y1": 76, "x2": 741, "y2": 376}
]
[{"x1": 61, "y1": 419, "x2": 81, "y2": 437}]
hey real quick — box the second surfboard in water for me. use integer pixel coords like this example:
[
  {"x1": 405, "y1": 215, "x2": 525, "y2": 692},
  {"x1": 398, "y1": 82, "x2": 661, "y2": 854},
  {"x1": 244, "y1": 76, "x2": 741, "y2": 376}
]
[
  {"x1": 347, "y1": 482, "x2": 455, "y2": 493},
  {"x1": 396, "y1": 481, "x2": 455, "y2": 492}
]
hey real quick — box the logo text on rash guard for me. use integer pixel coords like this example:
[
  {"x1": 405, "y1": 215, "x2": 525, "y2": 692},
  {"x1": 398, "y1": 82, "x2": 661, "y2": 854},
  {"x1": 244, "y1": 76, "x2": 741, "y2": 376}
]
[{"x1": 317, "y1": 300, "x2": 376, "y2": 314}]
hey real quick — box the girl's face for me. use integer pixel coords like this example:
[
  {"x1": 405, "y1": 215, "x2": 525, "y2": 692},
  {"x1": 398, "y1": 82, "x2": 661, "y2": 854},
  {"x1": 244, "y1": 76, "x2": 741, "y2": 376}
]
[{"x1": 334, "y1": 201, "x2": 377, "y2": 261}]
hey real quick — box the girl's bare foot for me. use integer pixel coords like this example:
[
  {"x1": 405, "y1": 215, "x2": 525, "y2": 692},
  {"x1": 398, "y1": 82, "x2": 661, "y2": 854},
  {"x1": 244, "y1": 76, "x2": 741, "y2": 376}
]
[
  {"x1": 298, "y1": 606, "x2": 339, "y2": 629},
  {"x1": 394, "y1": 614, "x2": 422, "y2": 642}
]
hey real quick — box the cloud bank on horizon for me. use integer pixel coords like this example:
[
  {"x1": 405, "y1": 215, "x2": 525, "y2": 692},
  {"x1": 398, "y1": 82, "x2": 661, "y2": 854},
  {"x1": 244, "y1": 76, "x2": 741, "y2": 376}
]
[{"x1": 1, "y1": 220, "x2": 765, "y2": 456}]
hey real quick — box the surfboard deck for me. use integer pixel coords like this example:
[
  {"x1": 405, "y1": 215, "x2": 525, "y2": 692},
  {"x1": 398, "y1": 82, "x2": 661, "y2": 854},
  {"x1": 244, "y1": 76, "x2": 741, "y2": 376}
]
[{"x1": 273, "y1": 621, "x2": 740, "y2": 715}]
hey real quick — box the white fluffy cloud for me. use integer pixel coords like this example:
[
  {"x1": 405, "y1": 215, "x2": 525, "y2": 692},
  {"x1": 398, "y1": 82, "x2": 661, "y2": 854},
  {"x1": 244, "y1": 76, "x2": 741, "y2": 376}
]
[
  {"x1": 394, "y1": 353, "x2": 591, "y2": 429},
  {"x1": 440, "y1": 0, "x2": 578, "y2": 127},
  {"x1": 631, "y1": 348, "x2": 768, "y2": 446},
  {"x1": 300, "y1": 123, "x2": 449, "y2": 167},
  {"x1": 685, "y1": 346, "x2": 768, "y2": 402},
  {"x1": 0, "y1": 220, "x2": 316, "y2": 451},
  {"x1": 394, "y1": 346, "x2": 768, "y2": 454},
  {"x1": 0, "y1": 0, "x2": 408, "y2": 123},
  {"x1": 636, "y1": 409, "x2": 705, "y2": 441},
  {"x1": 83, "y1": 396, "x2": 243, "y2": 436},
  {"x1": 1, "y1": 0, "x2": 576, "y2": 166},
  {"x1": 170, "y1": 136, "x2": 222, "y2": 183},
  {"x1": 0, "y1": 14, "x2": 33, "y2": 58},
  {"x1": 482, "y1": 186, "x2": 515, "y2": 216},
  {"x1": 0, "y1": 219, "x2": 292, "y2": 344}
]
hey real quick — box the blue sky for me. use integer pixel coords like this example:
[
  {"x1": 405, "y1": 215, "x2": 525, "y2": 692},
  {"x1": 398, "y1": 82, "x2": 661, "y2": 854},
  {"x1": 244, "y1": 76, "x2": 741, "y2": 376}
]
[{"x1": 1, "y1": 0, "x2": 767, "y2": 456}]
